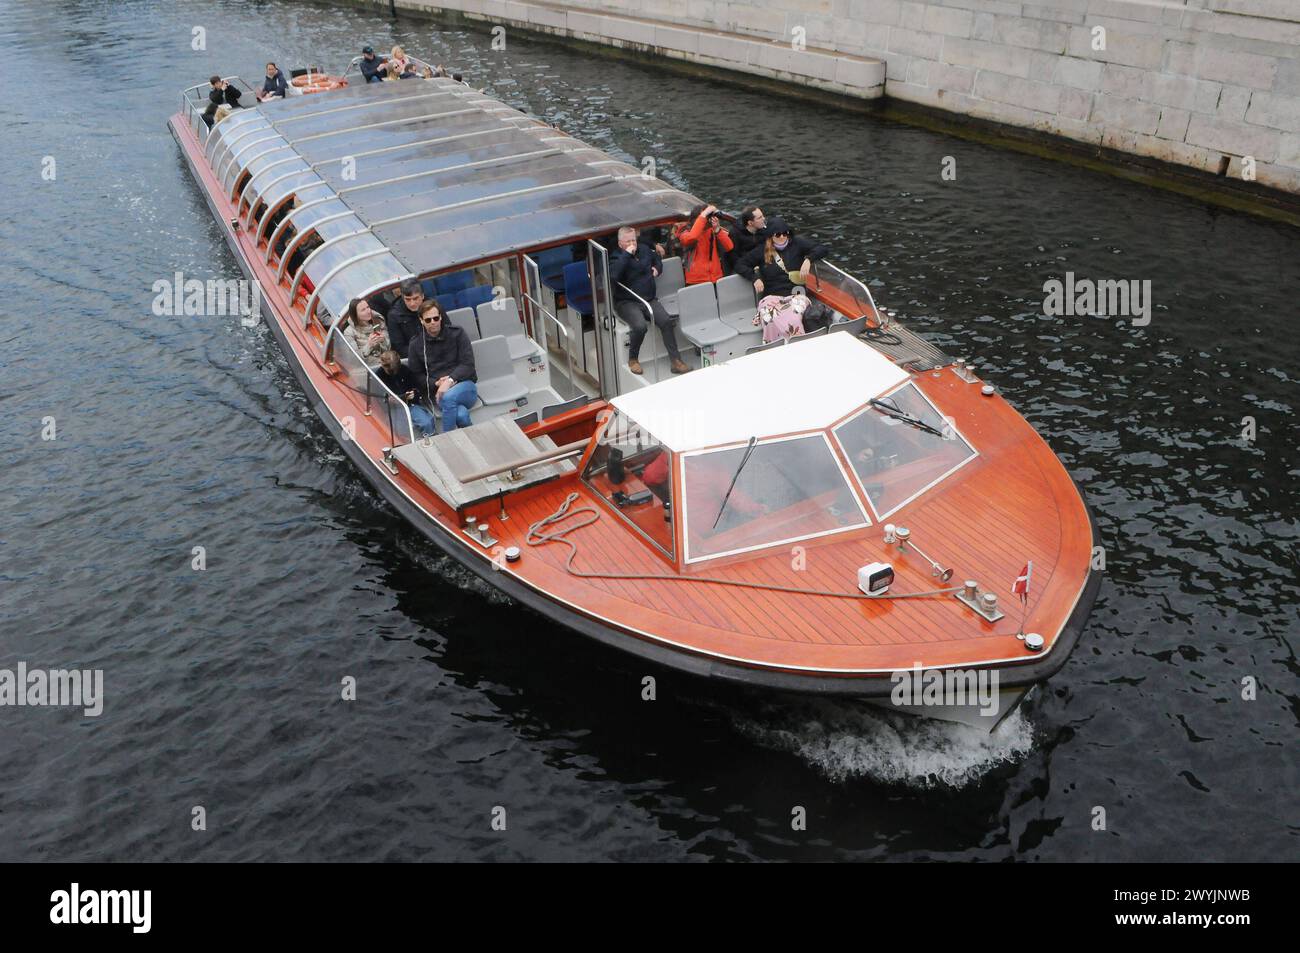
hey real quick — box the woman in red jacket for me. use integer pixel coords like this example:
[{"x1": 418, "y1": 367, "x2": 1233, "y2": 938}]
[{"x1": 675, "y1": 204, "x2": 734, "y2": 285}]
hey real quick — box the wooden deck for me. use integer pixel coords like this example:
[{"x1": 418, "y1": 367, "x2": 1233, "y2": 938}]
[{"x1": 172, "y1": 111, "x2": 1094, "y2": 682}]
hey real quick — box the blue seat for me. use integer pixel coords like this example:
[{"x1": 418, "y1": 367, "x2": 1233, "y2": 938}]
[
  {"x1": 456, "y1": 285, "x2": 495, "y2": 312},
  {"x1": 434, "y1": 270, "x2": 474, "y2": 296},
  {"x1": 535, "y1": 246, "x2": 573, "y2": 294},
  {"x1": 562, "y1": 261, "x2": 593, "y2": 317},
  {"x1": 435, "y1": 292, "x2": 458, "y2": 315},
  {"x1": 420, "y1": 278, "x2": 436, "y2": 299}
]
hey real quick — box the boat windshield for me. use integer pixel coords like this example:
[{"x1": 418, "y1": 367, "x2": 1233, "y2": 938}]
[
  {"x1": 581, "y1": 410, "x2": 674, "y2": 558},
  {"x1": 832, "y1": 383, "x2": 976, "y2": 518},
  {"x1": 682, "y1": 433, "x2": 869, "y2": 562}
]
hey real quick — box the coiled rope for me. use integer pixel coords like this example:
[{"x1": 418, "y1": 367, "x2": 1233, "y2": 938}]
[{"x1": 526, "y1": 493, "x2": 962, "y2": 601}]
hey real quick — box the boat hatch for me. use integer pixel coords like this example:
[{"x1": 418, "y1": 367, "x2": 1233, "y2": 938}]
[
  {"x1": 392, "y1": 416, "x2": 577, "y2": 510},
  {"x1": 832, "y1": 382, "x2": 977, "y2": 519}
]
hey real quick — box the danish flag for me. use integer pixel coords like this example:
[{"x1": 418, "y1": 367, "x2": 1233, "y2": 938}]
[{"x1": 1012, "y1": 562, "x2": 1032, "y2": 603}]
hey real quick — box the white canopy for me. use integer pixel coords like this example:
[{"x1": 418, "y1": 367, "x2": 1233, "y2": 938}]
[{"x1": 611, "y1": 334, "x2": 910, "y2": 453}]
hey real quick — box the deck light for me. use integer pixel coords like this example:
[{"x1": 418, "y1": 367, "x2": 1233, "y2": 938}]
[
  {"x1": 1023, "y1": 633, "x2": 1044, "y2": 652},
  {"x1": 981, "y1": 384, "x2": 995, "y2": 396},
  {"x1": 505, "y1": 546, "x2": 521, "y2": 564},
  {"x1": 858, "y1": 562, "x2": 895, "y2": 595}
]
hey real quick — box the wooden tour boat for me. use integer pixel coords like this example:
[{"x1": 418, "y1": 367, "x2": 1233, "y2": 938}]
[{"x1": 170, "y1": 56, "x2": 1099, "y2": 731}]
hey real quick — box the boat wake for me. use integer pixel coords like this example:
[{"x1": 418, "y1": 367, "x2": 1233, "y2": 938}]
[{"x1": 727, "y1": 697, "x2": 1036, "y2": 788}]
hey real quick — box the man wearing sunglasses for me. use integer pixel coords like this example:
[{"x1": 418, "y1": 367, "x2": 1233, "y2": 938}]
[{"x1": 407, "y1": 299, "x2": 478, "y2": 432}]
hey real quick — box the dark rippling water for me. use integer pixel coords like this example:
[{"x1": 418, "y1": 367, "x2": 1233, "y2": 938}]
[{"x1": 2, "y1": 0, "x2": 1297, "y2": 862}]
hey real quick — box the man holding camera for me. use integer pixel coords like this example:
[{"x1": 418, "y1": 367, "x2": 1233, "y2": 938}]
[{"x1": 609, "y1": 226, "x2": 690, "y2": 376}]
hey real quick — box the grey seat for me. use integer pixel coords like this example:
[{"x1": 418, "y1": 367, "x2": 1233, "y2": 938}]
[
  {"x1": 475, "y1": 297, "x2": 541, "y2": 361},
  {"x1": 676, "y1": 283, "x2": 738, "y2": 349},
  {"x1": 745, "y1": 338, "x2": 786, "y2": 355},
  {"x1": 541, "y1": 394, "x2": 590, "y2": 419},
  {"x1": 716, "y1": 274, "x2": 758, "y2": 331},
  {"x1": 830, "y1": 315, "x2": 869, "y2": 337},
  {"x1": 446, "y1": 306, "x2": 480, "y2": 341},
  {"x1": 656, "y1": 256, "x2": 685, "y2": 317},
  {"x1": 472, "y1": 335, "x2": 529, "y2": 406},
  {"x1": 792, "y1": 325, "x2": 829, "y2": 340}
]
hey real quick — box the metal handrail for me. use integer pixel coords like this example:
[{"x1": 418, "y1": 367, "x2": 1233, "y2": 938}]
[
  {"x1": 456, "y1": 439, "x2": 588, "y2": 484},
  {"x1": 326, "y1": 324, "x2": 415, "y2": 446}
]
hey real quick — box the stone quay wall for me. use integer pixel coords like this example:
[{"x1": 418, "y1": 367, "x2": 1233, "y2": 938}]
[{"x1": 374, "y1": 0, "x2": 1300, "y2": 195}]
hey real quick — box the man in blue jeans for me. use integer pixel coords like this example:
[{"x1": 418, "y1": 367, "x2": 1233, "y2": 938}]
[{"x1": 407, "y1": 299, "x2": 478, "y2": 432}]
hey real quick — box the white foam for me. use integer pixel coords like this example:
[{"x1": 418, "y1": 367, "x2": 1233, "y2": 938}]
[{"x1": 730, "y1": 697, "x2": 1036, "y2": 788}]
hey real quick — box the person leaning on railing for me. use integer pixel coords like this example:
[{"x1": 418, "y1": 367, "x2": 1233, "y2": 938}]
[{"x1": 376, "y1": 350, "x2": 436, "y2": 437}]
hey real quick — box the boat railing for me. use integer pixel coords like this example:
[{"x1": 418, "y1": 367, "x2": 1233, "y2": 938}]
[
  {"x1": 179, "y1": 76, "x2": 257, "y2": 145},
  {"x1": 326, "y1": 323, "x2": 417, "y2": 448},
  {"x1": 812, "y1": 260, "x2": 881, "y2": 322}
]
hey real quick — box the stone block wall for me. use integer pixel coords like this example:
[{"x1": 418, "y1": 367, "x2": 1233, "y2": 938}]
[{"x1": 388, "y1": 0, "x2": 1300, "y2": 194}]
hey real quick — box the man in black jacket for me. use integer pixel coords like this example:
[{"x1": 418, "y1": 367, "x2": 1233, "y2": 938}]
[
  {"x1": 360, "y1": 46, "x2": 388, "y2": 83},
  {"x1": 257, "y1": 62, "x2": 288, "y2": 101},
  {"x1": 725, "y1": 206, "x2": 768, "y2": 273},
  {"x1": 407, "y1": 299, "x2": 478, "y2": 432},
  {"x1": 608, "y1": 226, "x2": 689, "y2": 376},
  {"x1": 202, "y1": 76, "x2": 242, "y2": 128},
  {"x1": 208, "y1": 76, "x2": 243, "y2": 108},
  {"x1": 385, "y1": 278, "x2": 426, "y2": 359}
]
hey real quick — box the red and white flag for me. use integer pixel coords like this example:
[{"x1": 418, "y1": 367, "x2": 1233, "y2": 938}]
[{"x1": 1012, "y1": 562, "x2": 1032, "y2": 603}]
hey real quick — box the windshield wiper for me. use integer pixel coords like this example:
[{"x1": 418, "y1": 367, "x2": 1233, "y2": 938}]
[
  {"x1": 869, "y1": 397, "x2": 946, "y2": 438},
  {"x1": 712, "y1": 436, "x2": 758, "y2": 529}
]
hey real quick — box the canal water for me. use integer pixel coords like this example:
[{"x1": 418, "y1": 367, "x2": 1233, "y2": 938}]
[{"x1": 2, "y1": 0, "x2": 1296, "y2": 861}]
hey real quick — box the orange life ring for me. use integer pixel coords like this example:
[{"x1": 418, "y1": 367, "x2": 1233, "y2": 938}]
[{"x1": 291, "y1": 74, "x2": 347, "y2": 94}]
